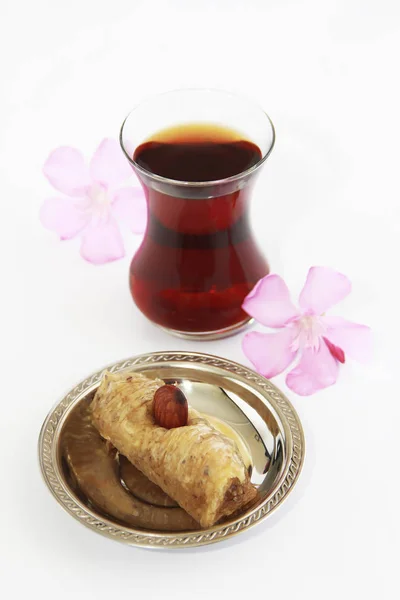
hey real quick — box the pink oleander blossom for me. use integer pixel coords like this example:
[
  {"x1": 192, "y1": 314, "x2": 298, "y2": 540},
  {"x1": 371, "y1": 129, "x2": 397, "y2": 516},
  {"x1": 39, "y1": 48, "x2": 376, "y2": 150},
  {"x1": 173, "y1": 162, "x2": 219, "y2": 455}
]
[
  {"x1": 242, "y1": 267, "x2": 372, "y2": 396},
  {"x1": 40, "y1": 139, "x2": 146, "y2": 265}
]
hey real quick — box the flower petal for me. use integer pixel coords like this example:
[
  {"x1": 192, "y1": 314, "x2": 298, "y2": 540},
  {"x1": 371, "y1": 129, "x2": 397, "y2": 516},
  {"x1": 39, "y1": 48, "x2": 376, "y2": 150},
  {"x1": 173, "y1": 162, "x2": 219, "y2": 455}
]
[
  {"x1": 40, "y1": 197, "x2": 90, "y2": 240},
  {"x1": 111, "y1": 187, "x2": 147, "y2": 234},
  {"x1": 90, "y1": 138, "x2": 133, "y2": 188},
  {"x1": 80, "y1": 216, "x2": 125, "y2": 265},
  {"x1": 286, "y1": 339, "x2": 339, "y2": 396},
  {"x1": 43, "y1": 147, "x2": 90, "y2": 196},
  {"x1": 242, "y1": 274, "x2": 300, "y2": 328},
  {"x1": 242, "y1": 328, "x2": 298, "y2": 378},
  {"x1": 299, "y1": 266, "x2": 351, "y2": 315},
  {"x1": 322, "y1": 316, "x2": 372, "y2": 363}
]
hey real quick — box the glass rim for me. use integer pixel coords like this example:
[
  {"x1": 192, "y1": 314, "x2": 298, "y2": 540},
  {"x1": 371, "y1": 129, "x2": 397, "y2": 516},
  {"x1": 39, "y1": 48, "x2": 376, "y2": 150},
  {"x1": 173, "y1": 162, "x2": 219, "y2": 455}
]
[{"x1": 119, "y1": 88, "x2": 276, "y2": 188}]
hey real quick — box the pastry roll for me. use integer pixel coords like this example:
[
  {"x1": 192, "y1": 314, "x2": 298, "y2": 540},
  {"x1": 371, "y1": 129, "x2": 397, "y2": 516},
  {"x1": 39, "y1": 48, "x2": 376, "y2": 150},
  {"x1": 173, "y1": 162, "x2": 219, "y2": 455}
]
[{"x1": 91, "y1": 371, "x2": 257, "y2": 528}]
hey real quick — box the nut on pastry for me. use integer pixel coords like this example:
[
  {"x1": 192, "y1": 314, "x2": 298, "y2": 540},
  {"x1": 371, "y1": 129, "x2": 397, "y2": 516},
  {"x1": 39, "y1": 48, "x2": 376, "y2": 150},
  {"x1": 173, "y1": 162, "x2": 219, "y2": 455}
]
[{"x1": 153, "y1": 384, "x2": 188, "y2": 429}]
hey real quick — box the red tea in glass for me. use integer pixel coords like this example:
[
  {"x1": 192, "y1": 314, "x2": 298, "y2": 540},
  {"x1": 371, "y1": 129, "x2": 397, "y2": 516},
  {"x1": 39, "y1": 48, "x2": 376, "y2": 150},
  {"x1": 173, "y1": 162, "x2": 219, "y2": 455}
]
[{"x1": 120, "y1": 90, "x2": 275, "y2": 339}]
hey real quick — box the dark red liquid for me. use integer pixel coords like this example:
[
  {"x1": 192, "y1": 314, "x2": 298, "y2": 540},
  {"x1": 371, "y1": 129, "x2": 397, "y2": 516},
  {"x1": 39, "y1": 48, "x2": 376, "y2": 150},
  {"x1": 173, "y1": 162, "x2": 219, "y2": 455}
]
[{"x1": 130, "y1": 124, "x2": 269, "y2": 333}]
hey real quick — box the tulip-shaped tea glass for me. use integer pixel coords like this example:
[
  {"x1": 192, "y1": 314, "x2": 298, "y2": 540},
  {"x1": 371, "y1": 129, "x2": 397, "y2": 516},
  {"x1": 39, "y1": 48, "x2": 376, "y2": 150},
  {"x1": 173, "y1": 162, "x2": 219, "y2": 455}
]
[{"x1": 120, "y1": 90, "x2": 275, "y2": 340}]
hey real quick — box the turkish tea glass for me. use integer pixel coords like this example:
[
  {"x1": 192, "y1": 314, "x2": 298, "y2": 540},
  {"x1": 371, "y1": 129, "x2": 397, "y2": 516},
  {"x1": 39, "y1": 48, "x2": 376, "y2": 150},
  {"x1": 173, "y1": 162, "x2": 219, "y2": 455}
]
[{"x1": 120, "y1": 89, "x2": 275, "y2": 340}]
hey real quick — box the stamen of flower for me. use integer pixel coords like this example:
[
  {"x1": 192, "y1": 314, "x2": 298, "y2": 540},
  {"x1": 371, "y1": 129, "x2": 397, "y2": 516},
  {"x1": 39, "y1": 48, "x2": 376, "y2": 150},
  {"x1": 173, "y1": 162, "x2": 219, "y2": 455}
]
[
  {"x1": 289, "y1": 315, "x2": 327, "y2": 352},
  {"x1": 87, "y1": 183, "x2": 111, "y2": 217}
]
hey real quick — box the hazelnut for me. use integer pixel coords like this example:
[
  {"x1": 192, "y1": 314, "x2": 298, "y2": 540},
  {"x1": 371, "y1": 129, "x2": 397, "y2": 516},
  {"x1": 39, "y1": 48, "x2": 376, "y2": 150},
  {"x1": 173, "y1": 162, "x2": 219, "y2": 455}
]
[{"x1": 153, "y1": 385, "x2": 188, "y2": 429}]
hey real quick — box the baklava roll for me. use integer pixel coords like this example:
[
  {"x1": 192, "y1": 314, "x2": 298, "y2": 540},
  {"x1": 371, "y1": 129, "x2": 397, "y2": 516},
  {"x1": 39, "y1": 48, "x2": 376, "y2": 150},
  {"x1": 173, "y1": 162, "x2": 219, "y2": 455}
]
[{"x1": 91, "y1": 371, "x2": 257, "y2": 528}]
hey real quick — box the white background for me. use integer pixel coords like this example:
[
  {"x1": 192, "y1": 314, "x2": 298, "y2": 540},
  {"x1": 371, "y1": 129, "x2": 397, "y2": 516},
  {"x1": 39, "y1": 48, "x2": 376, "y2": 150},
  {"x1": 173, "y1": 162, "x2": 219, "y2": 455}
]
[{"x1": 1, "y1": 1, "x2": 399, "y2": 598}]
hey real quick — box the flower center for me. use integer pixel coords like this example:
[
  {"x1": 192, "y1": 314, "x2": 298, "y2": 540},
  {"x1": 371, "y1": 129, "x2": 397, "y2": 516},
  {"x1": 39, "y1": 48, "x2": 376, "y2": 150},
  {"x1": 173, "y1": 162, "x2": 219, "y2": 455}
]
[
  {"x1": 86, "y1": 183, "x2": 111, "y2": 217},
  {"x1": 290, "y1": 315, "x2": 327, "y2": 352}
]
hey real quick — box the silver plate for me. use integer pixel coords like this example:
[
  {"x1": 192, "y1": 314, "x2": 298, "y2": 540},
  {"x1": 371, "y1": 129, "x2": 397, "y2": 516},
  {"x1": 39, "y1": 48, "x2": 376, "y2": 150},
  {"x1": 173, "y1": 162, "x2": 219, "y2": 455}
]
[{"x1": 38, "y1": 352, "x2": 305, "y2": 548}]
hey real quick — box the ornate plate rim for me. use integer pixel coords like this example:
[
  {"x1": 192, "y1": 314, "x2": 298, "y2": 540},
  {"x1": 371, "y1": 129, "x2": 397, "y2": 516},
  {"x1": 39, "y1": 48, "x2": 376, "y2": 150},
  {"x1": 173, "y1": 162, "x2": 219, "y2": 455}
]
[{"x1": 38, "y1": 351, "x2": 305, "y2": 549}]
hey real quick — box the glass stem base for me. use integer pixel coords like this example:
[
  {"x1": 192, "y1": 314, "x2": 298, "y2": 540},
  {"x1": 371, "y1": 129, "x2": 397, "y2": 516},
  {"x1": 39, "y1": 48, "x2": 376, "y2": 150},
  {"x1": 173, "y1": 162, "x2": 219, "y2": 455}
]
[{"x1": 155, "y1": 316, "x2": 254, "y2": 341}]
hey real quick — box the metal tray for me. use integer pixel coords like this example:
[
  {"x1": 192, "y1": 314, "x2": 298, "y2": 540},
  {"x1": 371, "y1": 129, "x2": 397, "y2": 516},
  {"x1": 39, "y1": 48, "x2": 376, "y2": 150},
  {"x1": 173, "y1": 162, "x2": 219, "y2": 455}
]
[{"x1": 38, "y1": 351, "x2": 305, "y2": 548}]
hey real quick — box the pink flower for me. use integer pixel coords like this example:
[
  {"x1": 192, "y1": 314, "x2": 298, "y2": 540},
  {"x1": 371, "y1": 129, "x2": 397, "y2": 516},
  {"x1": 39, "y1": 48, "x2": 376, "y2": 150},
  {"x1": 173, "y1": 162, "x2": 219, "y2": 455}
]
[
  {"x1": 40, "y1": 139, "x2": 146, "y2": 265},
  {"x1": 242, "y1": 267, "x2": 372, "y2": 396}
]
